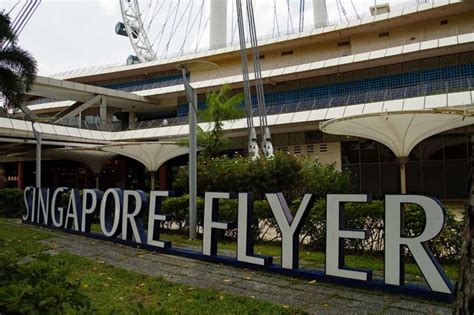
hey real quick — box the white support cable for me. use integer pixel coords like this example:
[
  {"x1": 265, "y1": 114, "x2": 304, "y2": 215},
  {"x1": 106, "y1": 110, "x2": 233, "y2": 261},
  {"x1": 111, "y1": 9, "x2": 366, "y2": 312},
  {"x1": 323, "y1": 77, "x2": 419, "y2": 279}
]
[
  {"x1": 195, "y1": 0, "x2": 206, "y2": 52},
  {"x1": 150, "y1": 1, "x2": 176, "y2": 52},
  {"x1": 146, "y1": 1, "x2": 166, "y2": 32},
  {"x1": 140, "y1": 1, "x2": 153, "y2": 25},
  {"x1": 15, "y1": 0, "x2": 41, "y2": 38},
  {"x1": 10, "y1": 0, "x2": 30, "y2": 33},
  {"x1": 162, "y1": 0, "x2": 182, "y2": 56},
  {"x1": 349, "y1": 0, "x2": 360, "y2": 19},
  {"x1": 164, "y1": 0, "x2": 194, "y2": 57},
  {"x1": 336, "y1": 0, "x2": 343, "y2": 23},
  {"x1": 14, "y1": 0, "x2": 38, "y2": 36},
  {"x1": 246, "y1": 0, "x2": 273, "y2": 160},
  {"x1": 337, "y1": 0, "x2": 349, "y2": 23},
  {"x1": 272, "y1": 0, "x2": 280, "y2": 36},
  {"x1": 236, "y1": 0, "x2": 260, "y2": 160},
  {"x1": 299, "y1": 0, "x2": 305, "y2": 32},
  {"x1": 7, "y1": 0, "x2": 21, "y2": 15},
  {"x1": 179, "y1": 1, "x2": 205, "y2": 54},
  {"x1": 286, "y1": 0, "x2": 294, "y2": 35}
]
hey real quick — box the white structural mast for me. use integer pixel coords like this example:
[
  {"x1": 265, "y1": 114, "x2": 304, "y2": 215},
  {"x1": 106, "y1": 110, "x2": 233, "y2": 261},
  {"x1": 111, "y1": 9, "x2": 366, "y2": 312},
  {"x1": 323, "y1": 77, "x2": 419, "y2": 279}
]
[
  {"x1": 313, "y1": 0, "x2": 329, "y2": 27},
  {"x1": 210, "y1": 0, "x2": 228, "y2": 49}
]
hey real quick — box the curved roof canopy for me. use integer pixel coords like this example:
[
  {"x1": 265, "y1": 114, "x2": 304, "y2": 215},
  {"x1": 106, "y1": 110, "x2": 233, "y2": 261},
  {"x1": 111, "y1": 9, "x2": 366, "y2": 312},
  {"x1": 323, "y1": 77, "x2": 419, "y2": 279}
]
[
  {"x1": 43, "y1": 148, "x2": 117, "y2": 174},
  {"x1": 320, "y1": 109, "x2": 474, "y2": 158},
  {"x1": 100, "y1": 142, "x2": 188, "y2": 172}
]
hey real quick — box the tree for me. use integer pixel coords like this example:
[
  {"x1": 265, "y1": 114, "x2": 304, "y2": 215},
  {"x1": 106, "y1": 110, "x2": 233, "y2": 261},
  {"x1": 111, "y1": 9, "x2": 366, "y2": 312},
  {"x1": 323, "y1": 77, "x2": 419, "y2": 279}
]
[
  {"x1": 196, "y1": 84, "x2": 244, "y2": 158},
  {"x1": 0, "y1": 12, "x2": 37, "y2": 111},
  {"x1": 453, "y1": 135, "x2": 474, "y2": 314}
]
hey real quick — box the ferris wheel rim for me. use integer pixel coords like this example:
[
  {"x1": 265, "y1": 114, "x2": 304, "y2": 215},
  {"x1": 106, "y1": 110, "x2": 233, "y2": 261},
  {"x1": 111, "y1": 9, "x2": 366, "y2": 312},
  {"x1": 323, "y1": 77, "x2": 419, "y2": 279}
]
[{"x1": 119, "y1": 0, "x2": 157, "y2": 63}]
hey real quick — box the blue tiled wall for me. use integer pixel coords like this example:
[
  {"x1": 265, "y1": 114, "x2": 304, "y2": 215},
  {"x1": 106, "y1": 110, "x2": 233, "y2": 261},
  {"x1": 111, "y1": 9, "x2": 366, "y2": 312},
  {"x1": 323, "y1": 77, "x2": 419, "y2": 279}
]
[{"x1": 177, "y1": 63, "x2": 474, "y2": 117}]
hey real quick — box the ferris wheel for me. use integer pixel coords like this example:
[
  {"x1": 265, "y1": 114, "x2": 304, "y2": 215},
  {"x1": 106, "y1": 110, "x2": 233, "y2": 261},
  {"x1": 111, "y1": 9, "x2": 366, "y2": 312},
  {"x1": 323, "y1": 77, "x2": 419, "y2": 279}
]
[
  {"x1": 115, "y1": 0, "x2": 429, "y2": 66},
  {"x1": 116, "y1": 0, "x2": 215, "y2": 65}
]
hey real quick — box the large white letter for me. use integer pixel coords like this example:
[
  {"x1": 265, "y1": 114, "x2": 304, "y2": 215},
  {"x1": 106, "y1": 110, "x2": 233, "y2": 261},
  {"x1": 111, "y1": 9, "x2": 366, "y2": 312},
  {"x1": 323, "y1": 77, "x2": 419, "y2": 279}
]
[
  {"x1": 385, "y1": 195, "x2": 453, "y2": 294},
  {"x1": 81, "y1": 189, "x2": 102, "y2": 233},
  {"x1": 64, "y1": 189, "x2": 82, "y2": 231},
  {"x1": 122, "y1": 190, "x2": 147, "y2": 243},
  {"x1": 203, "y1": 192, "x2": 231, "y2": 256},
  {"x1": 147, "y1": 191, "x2": 171, "y2": 248},
  {"x1": 100, "y1": 188, "x2": 123, "y2": 237},
  {"x1": 51, "y1": 187, "x2": 69, "y2": 228},
  {"x1": 326, "y1": 194, "x2": 371, "y2": 281},
  {"x1": 37, "y1": 188, "x2": 50, "y2": 225},
  {"x1": 22, "y1": 186, "x2": 34, "y2": 221},
  {"x1": 266, "y1": 193, "x2": 315, "y2": 269},
  {"x1": 237, "y1": 193, "x2": 272, "y2": 266}
]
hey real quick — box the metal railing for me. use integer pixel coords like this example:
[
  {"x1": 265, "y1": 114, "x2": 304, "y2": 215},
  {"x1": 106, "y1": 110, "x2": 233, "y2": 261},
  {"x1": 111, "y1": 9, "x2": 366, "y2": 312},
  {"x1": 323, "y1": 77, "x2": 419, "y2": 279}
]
[{"x1": 13, "y1": 76, "x2": 474, "y2": 133}]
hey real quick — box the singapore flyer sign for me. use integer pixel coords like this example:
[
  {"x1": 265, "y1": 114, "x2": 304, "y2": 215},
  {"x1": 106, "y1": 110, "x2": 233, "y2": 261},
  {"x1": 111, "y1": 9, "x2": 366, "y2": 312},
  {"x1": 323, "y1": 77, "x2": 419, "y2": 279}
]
[{"x1": 22, "y1": 187, "x2": 454, "y2": 301}]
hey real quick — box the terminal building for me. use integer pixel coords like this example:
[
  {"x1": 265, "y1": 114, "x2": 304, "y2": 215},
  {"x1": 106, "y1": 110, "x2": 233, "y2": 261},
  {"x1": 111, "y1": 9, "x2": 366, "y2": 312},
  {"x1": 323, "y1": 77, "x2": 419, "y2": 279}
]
[{"x1": 0, "y1": 0, "x2": 473, "y2": 199}]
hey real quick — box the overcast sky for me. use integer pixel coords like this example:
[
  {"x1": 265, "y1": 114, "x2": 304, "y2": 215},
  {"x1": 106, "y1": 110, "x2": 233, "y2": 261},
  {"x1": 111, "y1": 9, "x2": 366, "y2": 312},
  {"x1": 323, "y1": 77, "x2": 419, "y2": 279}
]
[{"x1": 0, "y1": 0, "x2": 412, "y2": 76}]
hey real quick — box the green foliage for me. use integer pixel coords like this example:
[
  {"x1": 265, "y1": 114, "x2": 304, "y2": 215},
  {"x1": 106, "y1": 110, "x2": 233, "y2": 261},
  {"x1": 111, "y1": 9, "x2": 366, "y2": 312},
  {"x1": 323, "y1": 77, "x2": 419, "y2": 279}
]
[
  {"x1": 0, "y1": 12, "x2": 38, "y2": 111},
  {"x1": 0, "y1": 253, "x2": 94, "y2": 314},
  {"x1": 0, "y1": 188, "x2": 25, "y2": 218},
  {"x1": 174, "y1": 152, "x2": 351, "y2": 201},
  {"x1": 0, "y1": 219, "x2": 296, "y2": 314},
  {"x1": 197, "y1": 84, "x2": 244, "y2": 158},
  {"x1": 161, "y1": 195, "x2": 205, "y2": 233},
  {"x1": 301, "y1": 200, "x2": 463, "y2": 261},
  {"x1": 298, "y1": 156, "x2": 353, "y2": 199}
]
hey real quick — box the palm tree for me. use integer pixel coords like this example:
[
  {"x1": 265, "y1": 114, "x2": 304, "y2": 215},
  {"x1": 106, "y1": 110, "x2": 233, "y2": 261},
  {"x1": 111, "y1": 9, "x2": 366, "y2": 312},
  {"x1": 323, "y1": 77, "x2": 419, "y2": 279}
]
[
  {"x1": 0, "y1": 12, "x2": 37, "y2": 111},
  {"x1": 197, "y1": 84, "x2": 244, "y2": 158}
]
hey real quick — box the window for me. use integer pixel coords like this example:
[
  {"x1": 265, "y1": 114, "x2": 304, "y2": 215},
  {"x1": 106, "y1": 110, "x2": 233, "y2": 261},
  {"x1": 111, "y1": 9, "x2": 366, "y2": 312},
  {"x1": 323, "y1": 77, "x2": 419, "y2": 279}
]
[
  {"x1": 440, "y1": 19, "x2": 448, "y2": 25},
  {"x1": 378, "y1": 32, "x2": 390, "y2": 38},
  {"x1": 337, "y1": 41, "x2": 350, "y2": 47},
  {"x1": 259, "y1": 54, "x2": 265, "y2": 59},
  {"x1": 281, "y1": 50, "x2": 293, "y2": 56}
]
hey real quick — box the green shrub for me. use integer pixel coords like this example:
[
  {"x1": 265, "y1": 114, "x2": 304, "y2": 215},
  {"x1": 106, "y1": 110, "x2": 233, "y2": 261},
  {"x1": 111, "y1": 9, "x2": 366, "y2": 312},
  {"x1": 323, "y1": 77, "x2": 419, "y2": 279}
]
[
  {"x1": 300, "y1": 200, "x2": 462, "y2": 261},
  {"x1": 0, "y1": 253, "x2": 94, "y2": 314},
  {"x1": 0, "y1": 188, "x2": 25, "y2": 218},
  {"x1": 173, "y1": 152, "x2": 351, "y2": 201}
]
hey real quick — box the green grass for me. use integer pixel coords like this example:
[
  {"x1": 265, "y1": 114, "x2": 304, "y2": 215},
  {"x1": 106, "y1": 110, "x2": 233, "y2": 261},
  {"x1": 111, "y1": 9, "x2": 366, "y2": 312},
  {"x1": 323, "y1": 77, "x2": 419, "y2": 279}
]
[
  {"x1": 158, "y1": 231, "x2": 459, "y2": 281},
  {"x1": 92, "y1": 222, "x2": 459, "y2": 280},
  {"x1": 0, "y1": 218, "x2": 301, "y2": 314}
]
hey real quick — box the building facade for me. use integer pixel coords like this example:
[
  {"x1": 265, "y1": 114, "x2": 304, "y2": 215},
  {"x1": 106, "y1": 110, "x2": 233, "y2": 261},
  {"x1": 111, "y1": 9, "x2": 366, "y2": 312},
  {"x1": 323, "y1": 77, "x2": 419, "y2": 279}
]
[{"x1": 1, "y1": 0, "x2": 473, "y2": 200}]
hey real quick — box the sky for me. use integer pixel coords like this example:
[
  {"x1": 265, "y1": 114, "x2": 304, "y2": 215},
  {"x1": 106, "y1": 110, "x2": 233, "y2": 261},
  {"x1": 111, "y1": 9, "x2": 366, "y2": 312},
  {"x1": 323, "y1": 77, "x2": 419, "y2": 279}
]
[{"x1": 0, "y1": 0, "x2": 413, "y2": 77}]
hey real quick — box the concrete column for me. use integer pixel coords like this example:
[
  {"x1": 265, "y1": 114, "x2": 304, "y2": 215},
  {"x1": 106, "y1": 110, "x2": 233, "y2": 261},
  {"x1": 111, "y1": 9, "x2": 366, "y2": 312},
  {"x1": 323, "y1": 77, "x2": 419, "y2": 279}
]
[
  {"x1": 128, "y1": 112, "x2": 137, "y2": 130},
  {"x1": 159, "y1": 163, "x2": 168, "y2": 190},
  {"x1": 313, "y1": 0, "x2": 329, "y2": 27},
  {"x1": 210, "y1": 0, "x2": 227, "y2": 48},
  {"x1": 398, "y1": 157, "x2": 409, "y2": 194},
  {"x1": 99, "y1": 97, "x2": 113, "y2": 130},
  {"x1": 17, "y1": 161, "x2": 24, "y2": 190},
  {"x1": 149, "y1": 171, "x2": 157, "y2": 190},
  {"x1": 93, "y1": 173, "x2": 101, "y2": 190}
]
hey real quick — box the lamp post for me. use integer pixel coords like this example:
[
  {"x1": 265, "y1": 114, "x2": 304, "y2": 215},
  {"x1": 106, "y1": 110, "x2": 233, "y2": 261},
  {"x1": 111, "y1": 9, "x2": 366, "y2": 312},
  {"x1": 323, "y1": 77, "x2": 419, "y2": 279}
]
[
  {"x1": 177, "y1": 61, "x2": 218, "y2": 240},
  {"x1": 32, "y1": 122, "x2": 42, "y2": 188},
  {"x1": 181, "y1": 66, "x2": 198, "y2": 240}
]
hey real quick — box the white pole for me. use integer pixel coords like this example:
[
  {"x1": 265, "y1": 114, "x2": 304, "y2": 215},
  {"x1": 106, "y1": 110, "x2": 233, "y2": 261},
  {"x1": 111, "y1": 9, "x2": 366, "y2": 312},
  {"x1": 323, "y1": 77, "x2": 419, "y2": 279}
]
[
  {"x1": 313, "y1": 0, "x2": 329, "y2": 27},
  {"x1": 181, "y1": 67, "x2": 198, "y2": 240},
  {"x1": 32, "y1": 123, "x2": 42, "y2": 188},
  {"x1": 210, "y1": 0, "x2": 227, "y2": 48}
]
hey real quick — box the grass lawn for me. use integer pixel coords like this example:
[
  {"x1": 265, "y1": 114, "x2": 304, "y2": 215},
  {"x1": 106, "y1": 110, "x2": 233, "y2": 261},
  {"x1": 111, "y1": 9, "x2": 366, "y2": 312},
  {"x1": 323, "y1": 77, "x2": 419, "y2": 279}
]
[
  {"x1": 157, "y1": 231, "x2": 460, "y2": 281},
  {"x1": 0, "y1": 218, "x2": 301, "y2": 314},
  {"x1": 89, "y1": 223, "x2": 459, "y2": 281}
]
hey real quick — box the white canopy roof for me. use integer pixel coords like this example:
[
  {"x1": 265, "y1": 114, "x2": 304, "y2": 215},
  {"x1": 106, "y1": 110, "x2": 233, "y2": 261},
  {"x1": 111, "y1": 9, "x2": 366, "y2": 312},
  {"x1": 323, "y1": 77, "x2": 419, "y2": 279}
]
[
  {"x1": 320, "y1": 109, "x2": 474, "y2": 157},
  {"x1": 43, "y1": 148, "x2": 117, "y2": 174},
  {"x1": 100, "y1": 142, "x2": 188, "y2": 172}
]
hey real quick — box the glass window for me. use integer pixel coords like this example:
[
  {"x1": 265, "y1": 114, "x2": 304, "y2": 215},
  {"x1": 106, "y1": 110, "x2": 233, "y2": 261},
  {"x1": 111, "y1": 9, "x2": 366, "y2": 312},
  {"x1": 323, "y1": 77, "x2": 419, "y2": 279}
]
[
  {"x1": 360, "y1": 141, "x2": 379, "y2": 163},
  {"x1": 341, "y1": 141, "x2": 360, "y2": 164}
]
